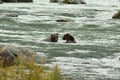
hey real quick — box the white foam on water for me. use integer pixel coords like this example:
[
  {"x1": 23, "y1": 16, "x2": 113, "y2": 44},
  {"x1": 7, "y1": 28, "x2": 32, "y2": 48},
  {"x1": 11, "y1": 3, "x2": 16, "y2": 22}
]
[
  {"x1": 53, "y1": 56, "x2": 120, "y2": 79},
  {"x1": 66, "y1": 49, "x2": 96, "y2": 54}
]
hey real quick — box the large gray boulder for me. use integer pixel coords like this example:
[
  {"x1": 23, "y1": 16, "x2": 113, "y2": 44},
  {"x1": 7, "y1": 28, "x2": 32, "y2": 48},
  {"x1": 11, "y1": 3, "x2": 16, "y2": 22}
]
[
  {"x1": 112, "y1": 11, "x2": 120, "y2": 19},
  {"x1": 50, "y1": 0, "x2": 86, "y2": 4},
  {"x1": 0, "y1": 45, "x2": 34, "y2": 67}
]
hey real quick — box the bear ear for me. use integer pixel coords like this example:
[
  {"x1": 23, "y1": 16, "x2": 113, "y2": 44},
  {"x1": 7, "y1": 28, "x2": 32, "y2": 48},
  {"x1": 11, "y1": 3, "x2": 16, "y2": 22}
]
[
  {"x1": 51, "y1": 34, "x2": 53, "y2": 36},
  {"x1": 51, "y1": 34, "x2": 55, "y2": 36},
  {"x1": 51, "y1": 33, "x2": 58, "y2": 36},
  {"x1": 65, "y1": 34, "x2": 69, "y2": 36}
]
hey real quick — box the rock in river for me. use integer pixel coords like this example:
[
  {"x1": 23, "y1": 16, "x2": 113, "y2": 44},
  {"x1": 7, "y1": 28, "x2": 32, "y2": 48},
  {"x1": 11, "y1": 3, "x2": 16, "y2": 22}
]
[
  {"x1": 112, "y1": 11, "x2": 120, "y2": 19},
  {"x1": 50, "y1": 0, "x2": 86, "y2": 4}
]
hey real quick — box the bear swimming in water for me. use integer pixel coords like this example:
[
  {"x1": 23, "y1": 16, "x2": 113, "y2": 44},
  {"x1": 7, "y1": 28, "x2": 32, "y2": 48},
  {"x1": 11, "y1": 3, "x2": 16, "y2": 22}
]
[
  {"x1": 43, "y1": 34, "x2": 58, "y2": 42},
  {"x1": 62, "y1": 34, "x2": 76, "y2": 43}
]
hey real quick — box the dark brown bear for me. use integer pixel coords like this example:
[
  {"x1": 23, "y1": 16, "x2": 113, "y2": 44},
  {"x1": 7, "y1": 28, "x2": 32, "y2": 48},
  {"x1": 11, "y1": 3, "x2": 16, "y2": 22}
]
[
  {"x1": 43, "y1": 34, "x2": 58, "y2": 42},
  {"x1": 62, "y1": 34, "x2": 76, "y2": 43}
]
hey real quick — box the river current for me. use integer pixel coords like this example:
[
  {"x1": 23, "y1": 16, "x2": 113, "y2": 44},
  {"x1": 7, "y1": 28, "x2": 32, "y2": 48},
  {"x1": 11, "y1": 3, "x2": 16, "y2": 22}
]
[{"x1": 0, "y1": 0, "x2": 120, "y2": 80}]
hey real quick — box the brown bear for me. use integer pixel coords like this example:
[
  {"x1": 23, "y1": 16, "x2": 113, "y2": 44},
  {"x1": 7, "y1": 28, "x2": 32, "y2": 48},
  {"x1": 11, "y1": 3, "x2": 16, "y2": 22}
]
[
  {"x1": 62, "y1": 34, "x2": 76, "y2": 43},
  {"x1": 43, "y1": 33, "x2": 58, "y2": 42}
]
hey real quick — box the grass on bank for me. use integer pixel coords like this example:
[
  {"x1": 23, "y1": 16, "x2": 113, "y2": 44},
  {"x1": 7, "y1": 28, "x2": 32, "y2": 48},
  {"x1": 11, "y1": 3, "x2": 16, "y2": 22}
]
[{"x1": 0, "y1": 59, "x2": 66, "y2": 80}]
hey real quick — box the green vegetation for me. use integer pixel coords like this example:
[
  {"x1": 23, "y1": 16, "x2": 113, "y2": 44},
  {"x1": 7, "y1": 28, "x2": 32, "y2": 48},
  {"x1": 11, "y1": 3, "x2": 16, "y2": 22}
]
[{"x1": 0, "y1": 59, "x2": 66, "y2": 80}]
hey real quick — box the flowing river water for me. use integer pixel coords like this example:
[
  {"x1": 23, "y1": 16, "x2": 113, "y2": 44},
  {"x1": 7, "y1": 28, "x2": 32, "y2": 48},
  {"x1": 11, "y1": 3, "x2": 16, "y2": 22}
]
[{"x1": 0, "y1": 0, "x2": 120, "y2": 80}]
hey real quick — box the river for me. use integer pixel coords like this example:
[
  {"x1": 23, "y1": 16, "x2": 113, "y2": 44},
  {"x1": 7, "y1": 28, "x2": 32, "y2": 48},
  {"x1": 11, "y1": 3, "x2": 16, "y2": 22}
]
[{"x1": 0, "y1": 0, "x2": 120, "y2": 80}]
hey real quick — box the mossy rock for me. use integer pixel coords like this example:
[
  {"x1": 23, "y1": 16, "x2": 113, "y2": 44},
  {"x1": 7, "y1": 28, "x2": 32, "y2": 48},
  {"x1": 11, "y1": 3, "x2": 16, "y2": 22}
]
[{"x1": 112, "y1": 11, "x2": 120, "y2": 19}]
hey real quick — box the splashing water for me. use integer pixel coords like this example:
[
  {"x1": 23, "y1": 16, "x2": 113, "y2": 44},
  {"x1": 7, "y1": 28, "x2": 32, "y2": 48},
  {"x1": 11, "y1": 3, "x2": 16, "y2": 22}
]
[{"x1": 0, "y1": 0, "x2": 120, "y2": 80}]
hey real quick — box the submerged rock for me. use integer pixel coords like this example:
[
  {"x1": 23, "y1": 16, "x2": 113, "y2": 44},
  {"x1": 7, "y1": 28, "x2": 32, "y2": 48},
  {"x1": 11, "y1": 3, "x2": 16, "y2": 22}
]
[
  {"x1": 0, "y1": 45, "x2": 34, "y2": 67},
  {"x1": 63, "y1": 0, "x2": 86, "y2": 4},
  {"x1": 17, "y1": 0, "x2": 33, "y2": 2},
  {"x1": 6, "y1": 13, "x2": 18, "y2": 17},
  {"x1": 50, "y1": 0, "x2": 86, "y2": 4},
  {"x1": 50, "y1": 0, "x2": 58, "y2": 3},
  {"x1": 112, "y1": 11, "x2": 120, "y2": 19},
  {"x1": 56, "y1": 18, "x2": 74, "y2": 22}
]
